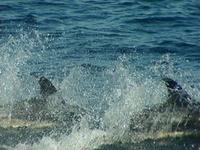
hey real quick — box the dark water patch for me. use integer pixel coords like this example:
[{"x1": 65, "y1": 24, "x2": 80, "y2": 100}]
[
  {"x1": 95, "y1": 137, "x2": 200, "y2": 150},
  {"x1": 59, "y1": 54, "x2": 83, "y2": 60},
  {"x1": 0, "y1": 18, "x2": 24, "y2": 24},
  {"x1": 81, "y1": 14, "x2": 108, "y2": 21},
  {"x1": 175, "y1": 42, "x2": 200, "y2": 53},
  {"x1": 0, "y1": 15, "x2": 38, "y2": 29},
  {"x1": 28, "y1": 1, "x2": 67, "y2": 7},
  {"x1": 117, "y1": 1, "x2": 138, "y2": 6},
  {"x1": 186, "y1": 54, "x2": 200, "y2": 63},
  {"x1": 0, "y1": 4, "x2": 13, "y2": 11},
  {"x1": 134, "y1": 28, "x2": 157, "y2": 34},
  {"x1": 50, "y1": 44, "x2": 67, "y2": 51},
  {"x1": 148, "y1": 47, "x2": 175, "y2": 54},
  {"x1": 115, "y1": 47, "x2": 137, "y2": 54},
  {"x1": 126, "y1": 16, "x2": 191, "y2": 25},
  {"x1": 135, "y1": 45, "x2": 176, "y2": 55},
  {"x1": 42, "y1": 18, "x2": 64, "y2": 25},
  {"x1": 97, "y1": 32, "x2": 128, "y2": 38},
  {"x1": 158, "y1": 40, "x2": 178, "y2": 46},
  {"x1": 190, "y1": 10, "x2": 200, "y2": 16},
  {"x1": 84, "y1": 0, "x2": 114, "y2": 5},
  {"x1": 175, "y1": 42, "x2": 200, "y2": 48},
  {"x1": 23, "y1": 13, "x2": 38, "y2": 25},
  {"x1": 153, "y1": 40, "x2": 200, "y2": 55},
  {"x1": 137, "y1": 4, "x2": 152, "y2": 10}
]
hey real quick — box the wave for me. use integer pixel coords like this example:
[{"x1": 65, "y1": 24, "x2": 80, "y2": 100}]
[{"x1": 0, "y1": 24, "x2": 199, "y2": 150}]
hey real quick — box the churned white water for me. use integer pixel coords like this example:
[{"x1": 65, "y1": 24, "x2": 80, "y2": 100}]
[{"x1": 0, "y1": 31, "x2": 200, "y2": 150}]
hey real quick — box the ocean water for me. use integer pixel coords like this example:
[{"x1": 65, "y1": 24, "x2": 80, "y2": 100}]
[{"x1": 0, "y1": 0, "x2": 200, "y2": 150}]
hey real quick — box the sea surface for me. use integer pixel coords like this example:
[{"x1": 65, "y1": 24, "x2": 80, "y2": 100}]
[{"x1": 0, "y1": 0, "x2": 200, "y2": 150}]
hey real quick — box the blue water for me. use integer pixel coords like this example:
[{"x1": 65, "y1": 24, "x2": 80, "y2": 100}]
[
  {"x1": 1, "y1": 0, "x2": 200, "y2": 75},
  {"x1": 0, "y1": 0, "x2": 200, "y2": 149}
]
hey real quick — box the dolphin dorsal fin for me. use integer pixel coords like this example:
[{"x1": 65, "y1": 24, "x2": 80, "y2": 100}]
[
  {"x1": 38, "y1": 76, "x2": 57, "y2": 98},
  {"x1": 162, "y1": 78, "x2": 192, "y2": 107}
]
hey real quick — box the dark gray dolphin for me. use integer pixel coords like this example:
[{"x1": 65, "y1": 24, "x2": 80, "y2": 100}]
[
  {"x1": 162, "y1": 78, "x2": 200, "y2": 130},
  {"x1": 10, "y1": 76, "x2": 86, "y2": 123},
  {"x1": 0, "y1": 76, "x2": 87, "y2": 146},
  {"x1": 130, "y1": 78, "x2": 200, "y2": 132},
  {"x1": 162, "y1": 78, "x2": 196, "y2": 108}
]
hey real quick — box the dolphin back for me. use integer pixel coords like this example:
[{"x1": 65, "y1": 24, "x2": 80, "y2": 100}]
[{"x1": 162, "y1": 78, "x2": 194, "y2": 108}]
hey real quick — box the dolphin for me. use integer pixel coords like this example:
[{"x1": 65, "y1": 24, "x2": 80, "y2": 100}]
[
  {"x1": 0, "y1": 76, "x2": 86, "y2": 127},
  {"x1": 129, "y1": 78, "x2": 200, "y2": 133},
  {"x1": 1, "y1": 76, "x2": 86, "y2": 126},
  {"x1": 10, "y1": 76, "x2": 57, "y2": 121},
  {"x1": 0, "y1": 76, "x2": 88, "y2": 146}
]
